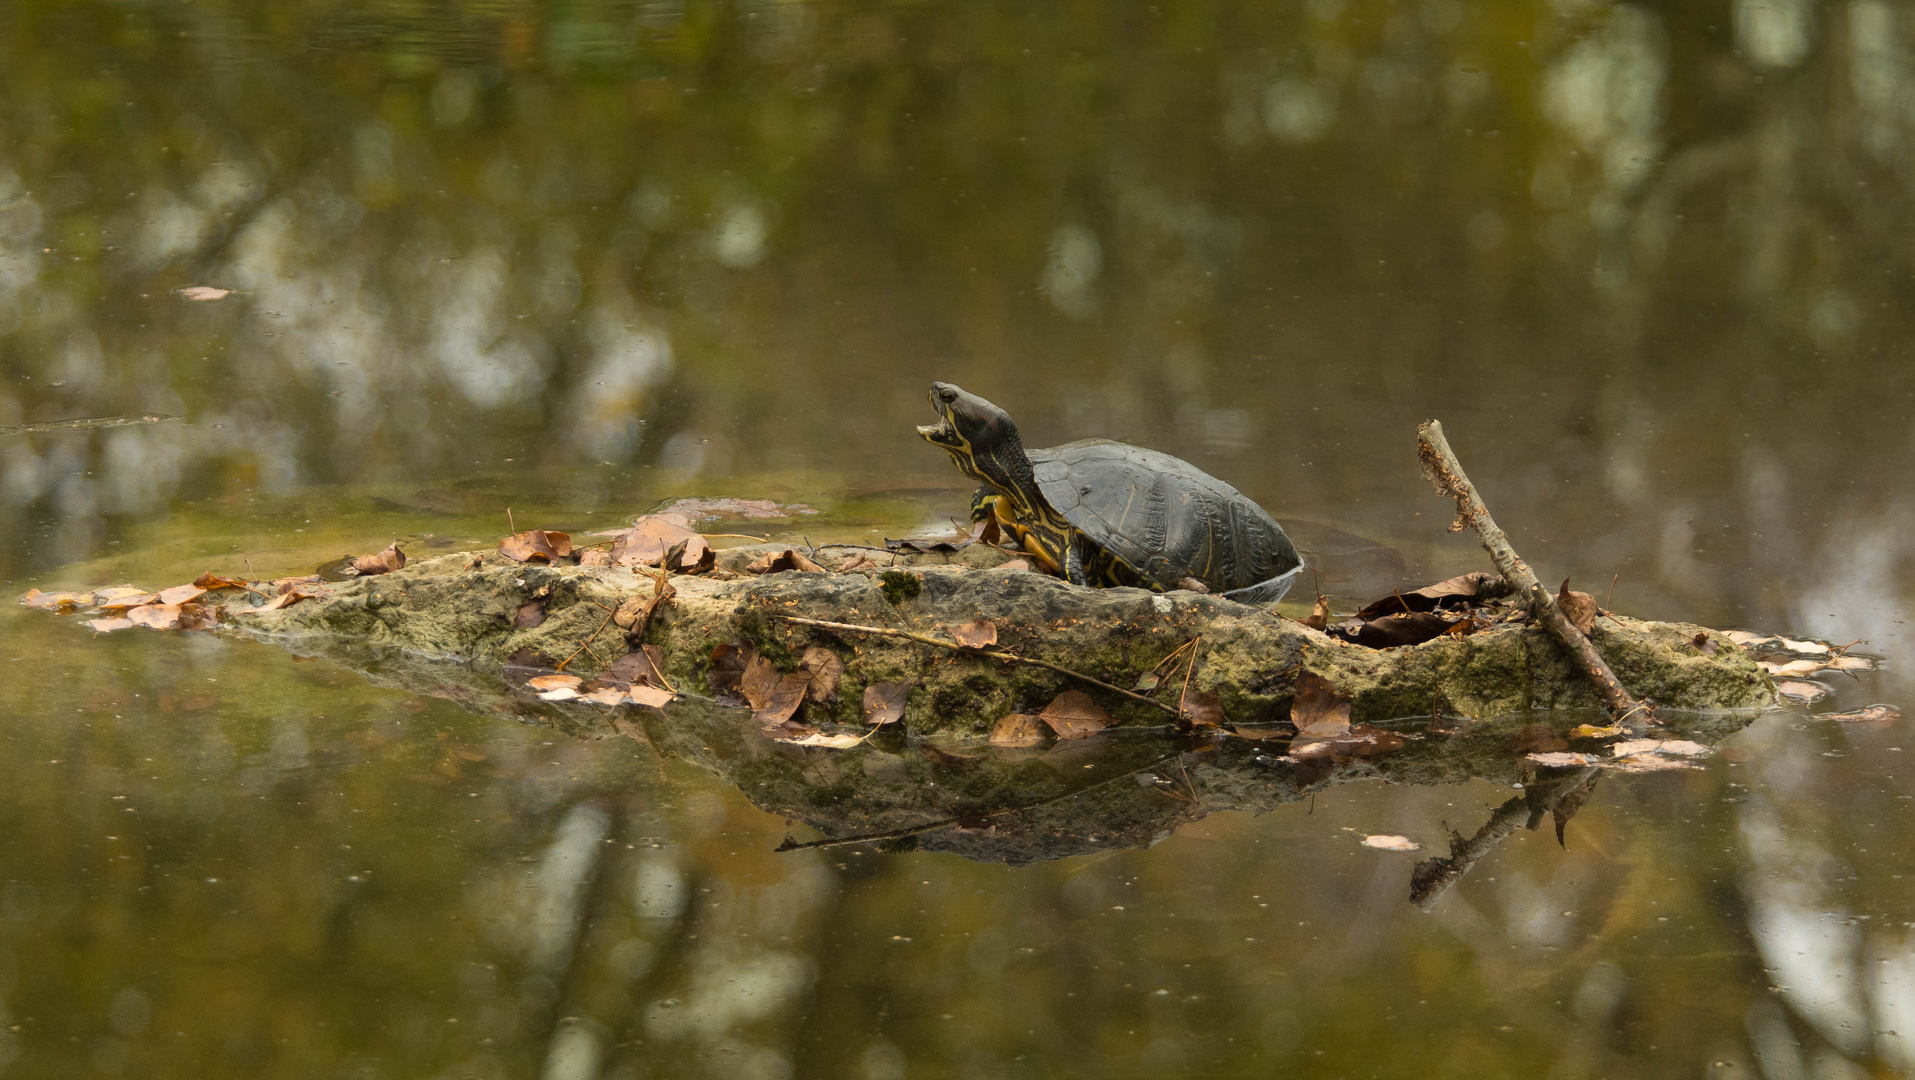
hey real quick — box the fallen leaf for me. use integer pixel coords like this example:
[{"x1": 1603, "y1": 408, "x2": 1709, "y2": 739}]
[
  {"x1": 1654, "y1": 740, "x2": 1712, "y2": 757},
  {"x1": 126, "y1": 603, "x2": 184, "y2": 630},
  {"x1": 839, "y1": 553, "x2": 878, "y2": 573},
  {"x1": 1690, "y1": 632, "x2": 1719, "y2": 656},
  {"x1": 1000, "y1": 559, "x2": 1031, "y2": 572},
  {"x1": 863, "y1": 681, "x2": 912, "y2": 726},
  {"x1": 612, "y1": 595, "x2": 652, "y2": 630},
  {"x1": 990, "y1": 713, "x2": 1049, "y2": 747},
  {"x1": 85, "y1": 617, "x2": 134, "y2": 633},
  {"x1": 1326, "y1": 610, "x2": 1465, "y2": 649},
  {"x1": 1303, "y1": 593, "x2": 1331, "y2": 632},
  {"x1": 628, "y1": 684, "x2": 677, "y2": 708},
  {"x1": 741, "y1": 653, "x2": 783, "y2": 710},
  {"x1": 799, "y1": 647, "x2": 844, "y2": 704},
  {"x1": 499, "y1": 530, "x2": 573, "y2": 563},
  {"x1": 970, "y1": 515, "x2": 1000, "y2": 545},
  {"x1": 1133, "y1": 643, "x2": 1195, "y2": 693},
  {"x1": 1038, "y1": 690, "x2": 1114, "y2": 740},
  {"x1": 708, "y1": 641, "x2": 752, "y2": 694},
  {"x1": 1352, "y1": 571, "x2": 1510, "y2": 619},
  {"x1": 743, "y1": 549, "x2": 826, "y2": 575},
  {"x1": 1362, "y1": 834, "x2": 1421, "y2": 852},
  {"x1": 578, "y1": 548, "x2": 613, "y2": 567},
  {"x1": 1555, "y1": 580, "x2": 1599, "y2": 635},
  {"x1": 779, "y1": 731, "x2": 867, "y2": 748},
  {"x1": 608, "y1": 514, "x2": 706, "y2": 567},
  {"x1": 514, "y1": 597, "x2": 547, "y2": 628},
  {"x1": 526, "y1": 674, "x2": 583, "y2": 692},
  {"x1": 951, "y1": 620, "x2": 997, "y2": 649},
  {"x1": 1825, "y1": 655, "x2": 1875, "y2": 671},
  {"x1": 1607, "y1": 753, "x2": 1699, "y2": 773},
  {"x1": 1610, "y1": 738, "x2": 1663, "y2": 757},
  {"x1": 153, "y1": 584, "x2": 207, "y2": 606},
  {"x1": 537, "y1": 687, "x2": 581, "y2": 702},
  {"x1": 753, "y1": 673, "x2": 810, "y2": 728},
  {"x1": 1290, "y1": 671, "x2": 1351, "y2": 737},
  {"x1": 1776, "y1": 679, "x2": 1829, "y2": 703},
  {"x1": 662, "y1": 537, "x2": 716, "y2": 574},
  {"x1": 1175, "y1": 577, "x2": 1210, "y2": 594},
  {"x1": 601, "y1": 645, "x2": 670, "y2": 689},
  {"x1": 261, "y1": 589, "x2": 316, "y2": 610},
  {"x1": 1179, "y1": 688, "x2": 1226, "y2": 728},
  {"x1": 273, "y1": 575, "x2": 323, "y2": 593},
  {"x1": 580, "y1": 687, "x2": 628, "y2": 707},
  {"x1": 1526, "y1": 751, "x2": 1597, "y2": 768},
  {"x1": 1568, "y1": 724, "x2": 1625, "y2": 740},
  {"x1": 1822, "y1": 704, "x2": 1900, "y2": 724},
  {"x1": 191, "y1": 573, "x2": 251, "y2": 591},
  {"x1": 177, "y1": 286, "x2": 231, "y2": 301},
  {"x1": 1760, "y1": 659, "x2": 1826, "y2": 678},
  {"x1": 92, "y1": 586, "x2": 153, "y2": 607},
  {"x1": 21, "y1": 589, "x2": 91, "y2": 612},
  {"x1": 350, "y1": 541, "x2": 406, "y2": 576}
]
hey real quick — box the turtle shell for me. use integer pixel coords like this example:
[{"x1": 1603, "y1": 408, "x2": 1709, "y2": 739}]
[{"x1": 1031, "y1": 440, "x2": 1301, "y2": 600}]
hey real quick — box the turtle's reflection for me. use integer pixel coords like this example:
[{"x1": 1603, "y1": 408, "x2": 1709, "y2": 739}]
[{"x1": 615, "y1": 701, "x2": 1753, "y2": 909}]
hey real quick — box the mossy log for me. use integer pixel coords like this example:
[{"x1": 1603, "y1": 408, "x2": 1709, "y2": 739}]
[{"x1": 214, "y1": 544, "x2": 1777, "y2": 736}]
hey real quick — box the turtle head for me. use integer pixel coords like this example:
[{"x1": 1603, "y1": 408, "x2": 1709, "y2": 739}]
[{"x1": 917, "y1": 383, "x2": 1023, "y2": 488}]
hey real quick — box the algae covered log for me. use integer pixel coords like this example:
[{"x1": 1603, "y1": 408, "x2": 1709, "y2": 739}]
[{"x1": 213, "y1": 545, "x2": 1776, "y2": 734}]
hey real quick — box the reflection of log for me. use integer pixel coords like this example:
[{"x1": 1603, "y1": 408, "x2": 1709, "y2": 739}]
[
  {"x1": 205, "y1": 540, "x2": 1774, "y2": 735},
  {"x1": 1408, "y1": 767, "x2": 1601, "y2": 911},
  {"x1": 1417, "y1": 421, "x2": 1651, "y2": 729}
]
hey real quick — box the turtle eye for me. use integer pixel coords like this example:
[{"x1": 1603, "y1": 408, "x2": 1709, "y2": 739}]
[{"x1": 937, "y1": 388, "x2": 957, "y2": 404}]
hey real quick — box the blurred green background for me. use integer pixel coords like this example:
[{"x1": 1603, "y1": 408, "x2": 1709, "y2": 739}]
[{"x1": 3, "y1": 0, "x2": 1915, "y2": 1077}]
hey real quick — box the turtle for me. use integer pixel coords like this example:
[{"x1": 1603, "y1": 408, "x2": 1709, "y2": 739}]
[{"x1": 917, "y1": 381, "x2": 1303, "y2": 602}]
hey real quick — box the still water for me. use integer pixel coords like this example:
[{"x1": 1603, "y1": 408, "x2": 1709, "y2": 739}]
[{"x1": 4, "y1": 1, "x2": 1915, "y2": 1077}]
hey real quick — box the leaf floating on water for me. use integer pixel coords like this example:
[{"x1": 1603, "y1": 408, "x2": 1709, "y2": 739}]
[
  {"x1": 1568, "y1": 724, "x2": 1625, "y2": 740},
  {"x1": 1821, "y1": 704, "x2": 1900, "y2": 724},
  {"x1": 1610, "y1": 738, "x2": 1663, "y2": 757},
  {"x1": 92, "y1": 586, "x2": 152, "y2": 607},
  {"x1": 1362, "y1": 834, "x2": 1421, "y2": 852},
  {"x1": 1608, "y1": 753, "x2": 1699, "y2": 773},
  {"x1": 779, "y1": 731, "x2": 867, "y2": 748},
  {"x1": 627, "y1": 684, "x2": 676, "y2": 709},
  {"x1": 526, "y1": 674, "x2": 583, "y2": 692},
  {"x1": 1654, "y1": 740, "x2": 1712, "y2": 757},
  {"x1": 499, "y1": 529, "x2": 573, "y2": 563},
  {"x1": 537, "y1": 686, "x2": 581, "y2": 702},
  {"x1": 1526, "y1": 751, "x2": 1597, "y2": 768},
  {"x1": 126, "y1": 603, "x2": 184, "y2": 630},
  {"x1": 21, "y1": 589, "x2": 91, "y2": 612},
  {"x1": 1760, "y1": 656, "x2": 1874, "y2": 677},
  {"x1": 951, "y1": 620, "x2": 997, "y2": 649},
  {"x1": 862, "y1": 681, "x2": 912, "y2": 726},
  {"x1": 1290, "y1": 671, "x2": 1351, "y2": 737},
  {"x1": 1776, "y1": 679, "x2": 1830, "y2": 703},
  {"x1": 85, "y1": 617, "x2": 135, "y2": 633},
  {"x1": 1555, "y1": 580, "x2": 1599, "y2": 635},
  {"x1": 350, "y1": 542, "x2": 406, "y2": 576},
  {"x1": 743, "y1": 549, "x2": 825, "y2": 575},
  {"x1": 177, "y1": 286, "x2": 232, "y2": 301},
  {"x1": 799, "y1": 647, "x2": 844, "y2": 704},
  {"x1": 989, "y1": 713, "x2": 1048, "y2": 747},
  {"x1": 1039, "y1": 690, "x2": 1114, "y2": 740},
  {"x1": 155, "y1": 584, "x2": 207, "y2": 606},
  {"x1": 579, "y1": 687, "x2": 627, "y2": 707}
]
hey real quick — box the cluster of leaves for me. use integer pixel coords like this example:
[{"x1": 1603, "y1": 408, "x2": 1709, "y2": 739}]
[
  {"x1": 22, "y1": 569, "x2": 330, "y2": 632},
  {"x1": 708, "y1": 639, "x2": 912, "y2": 749},
  {"x1": 1305, "y1": 571, "x2": 1520, "y2": 648},
  {"x1": 522, "y1": 646, "x2": 677, "y2": 709},
  {"x1": 1526, "y1": 736, "x2": 1715, "y2": 774},
  {"x1": 1723, "y1": 630, "x2": 1879, "y2": 705}
]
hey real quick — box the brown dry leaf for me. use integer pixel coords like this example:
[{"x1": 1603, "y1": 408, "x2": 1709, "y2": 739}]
[
  {"x1": 514, "y1": 597, "x2": 548, "y2": 629},
  {"x1": 1610, "y1": 738, "x2": 1663, "y2": 757},
  {"x1": 708, "y1": 641, "x2": 752, "y2": 694},
  {"x1": 92, "y1": 586, "x2": 152, "y2": 606},
  {"x1": 601, "y1": 645, "x2": 670, "y2": 689},
  {"x1": 1290, "y1": 671, "x2": 1351, "y2": 737},
  {"x1": 526, "y1": 674, "x2": 583, "y2": 692},
  {"x1": 1325, "y1": 610, "x2": 1463, "y2": 649},
  {"x1": 1823, "y1": 704, "x2": 1900, "y2": 724},
  {"x1": 1569, "y1": 724, "x2": 1625, "y2": 740},
  {"x1": 1133, "y1": 643, "x2": 1194, "y2": 693},
  {"x1": 1655, "y1": 740, "x2": 1712, "y2": 757},
  {"x1": 191, "y1": 572, "x2": 251, "y2": 591},
  {"x1": 753, "y1": 675, "x2": 810, "y2": 728},
  {"x1": 126, "y1": 603, "x2": 184, "y2": 630},
  {"x1": 261, "y1": 589, "x2": 316, "y2": 611},
  {"x1": 1000, "y1": 559, "x2": 1031, "y2": 572},
  {"x1": 743, "y1": 549, "x2": 826, "y2": 575},
  {"x1": 1608, "y1": 753, "x2": 1699, "y2": 773},
  {"x1": 1352, "y1": 571, "x2": 1509, "y2": 619},
  {"x1": 1362, "y1": 834, "x2": 1421, "y2": 852},
  {"x1": 351, "y1": 541, "x2": 406, "y2": 576},
  {"x1": 627, "y1": 684, "x2": 676, "y2": 709},
  {"x1": 839, "y1": 553, "x2": 878, "y2": 573},
  {"x1": 85, "y1": 617, "x2": 135, "y2": 633},
  {"x1": 499, "y1": 530, "x2": 572, "y2": 563},
  {"x1": 799, "y1": 647, "x2": 844, "y2": 704},
  {"x1": 661, "y1": 537, "x2": 716, "y2": 574},
  {"x1": 970, "y1": 515, "x2": 1000, "y2": 545},
  {"x1": 1179, "y1": 688, "x2": 1226, "y2": 728},
  {"x1": 1526, "y1": 751, "x2": 1597, "y2": 768},
  {"x1": 741, "y1": 653, "x2": 783, "y2": 711},
  {"x1": 612, "y1": 595, "x2": 652, "y2": 630},
  {"x1": 608, "y1": 514, "x2": 705, "y2": 567},
  {"x1": 1556, "y1": 580, "x2": 1599, "y2": 634},
  {"x1": 951, "y1": 620, "x2": 997, "y2": 649},
  {"x1": 989, "y1": 713, "x2": 1048, "y2": 748},
  {"x1": 1175, "y1": 577, "x2": 1210, "y2": 594},
  {"x1": 273, "y1": 575, "x2": 323, "y2": 593},
  {"x1": 154, "y1": 583, "x2": 207, "y2": 606},
  {"x1": 1776, "y1": 679, "x2": 1829, "y2": 703},
  {"x1": 1038, "y1": 690, "x2": 1114, "y2": 740},
  {"x1": 1303, "y1": 593, "x2": 1331, "y2": 632},
  {"x1": 1691, "y1": 632, "x2": 1719, "y2": 656},
  {"x1": 577, "y1": 548, "x2": 613, "y2": 567},
  {"x1": 863, "y1": 681, "x2": 912, "y2": 726},
  {"x1": 21, "y1": 589, "x2": 91, "y2": 612},
  {"x1": 580, "y1": 687, "x2": 628, "y2": 707},
  {"x1": 178, "y1": 286, "x2": 231, "y2": 301},
  {"x1": 1760, "y1": 659, "x2": 1824, "y2": 678},
  {"x1": 779, "y1": 731, "x2": 867, "y2": 749}
]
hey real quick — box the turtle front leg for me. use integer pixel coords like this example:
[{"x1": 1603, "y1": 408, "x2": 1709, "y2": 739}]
[{"x1": 1064, "y1": 534, "x2": 1091, "y2": 587}]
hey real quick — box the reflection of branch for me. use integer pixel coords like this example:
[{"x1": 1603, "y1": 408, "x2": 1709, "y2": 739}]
[
  {"x1": 774, "y1": 748, "x2": 1193, "y2": 852},
  {"x1": 1409, "y1": 767, "x2": 1600, "y2": 911}
]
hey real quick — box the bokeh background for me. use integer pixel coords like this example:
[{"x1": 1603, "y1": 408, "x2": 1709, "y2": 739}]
[{"x1": 3, "y1": 1, "x2": 1915, "y2": 1078}]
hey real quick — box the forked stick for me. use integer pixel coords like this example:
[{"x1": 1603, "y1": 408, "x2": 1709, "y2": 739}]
[{"x1": 1416, "y1": 420, "x2": 1652, "y2": 729}]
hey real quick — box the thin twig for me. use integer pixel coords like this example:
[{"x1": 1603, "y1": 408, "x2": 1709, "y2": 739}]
[
  {"x1": 507, "y1": 507, "x2": 516, "y2": 534},
  {"x1": 1605, "y1": 573, "x2": 1618, "y2": 609},
  {"x1": 1176, "y1": 635, "x2": 1201, "y2": 720},
  {"x1": 557, "y1": 610, "x2": 617, "y2": 672},
  {"x1": 1417, "y1": 420, "x2": 1651, "y2": 731},
  {"x1": 770, "y1": 614, "x2": 1180, "y2": 717}
]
